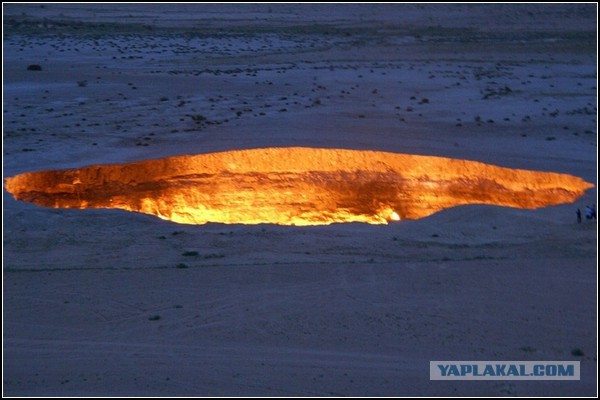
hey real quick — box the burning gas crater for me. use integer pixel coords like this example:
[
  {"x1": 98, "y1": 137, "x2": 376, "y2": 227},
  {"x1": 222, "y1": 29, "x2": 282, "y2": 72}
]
[{"x1": 4, "y1": 147, "x2": 594, "y2": 226}]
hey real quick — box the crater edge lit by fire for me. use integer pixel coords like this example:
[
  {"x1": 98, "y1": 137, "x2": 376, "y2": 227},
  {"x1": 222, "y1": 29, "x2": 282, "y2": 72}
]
[{"x1": 4, "y1": 147, "x2": 594, "y2": 226}]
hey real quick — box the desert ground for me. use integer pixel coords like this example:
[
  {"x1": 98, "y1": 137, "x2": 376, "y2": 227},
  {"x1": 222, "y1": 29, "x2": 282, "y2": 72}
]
[{"x1": 2, "y1": 4, "x2": 597, "y2": 396}]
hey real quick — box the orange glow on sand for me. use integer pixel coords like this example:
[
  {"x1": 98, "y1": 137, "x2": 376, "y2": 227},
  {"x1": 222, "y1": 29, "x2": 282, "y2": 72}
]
[{"x1": 4, "y1": 147, "x2": 594, "y2": 226}]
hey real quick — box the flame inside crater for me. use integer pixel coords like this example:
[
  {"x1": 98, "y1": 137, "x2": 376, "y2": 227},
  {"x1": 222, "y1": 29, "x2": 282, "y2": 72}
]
[{"x1": 4, "y1": 147, "x2": 594, "y2": 225}]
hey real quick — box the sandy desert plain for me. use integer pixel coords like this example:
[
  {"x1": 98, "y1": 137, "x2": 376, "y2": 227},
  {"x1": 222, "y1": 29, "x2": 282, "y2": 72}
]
[{"x1": 2, "y1": 3, "x2": 598, "y2": 397}]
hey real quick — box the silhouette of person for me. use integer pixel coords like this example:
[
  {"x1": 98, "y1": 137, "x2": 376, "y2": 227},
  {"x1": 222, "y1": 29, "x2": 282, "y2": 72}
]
[
  {"x1": 576, "y1": 208, "x2": 581, "y2": 223},
  {"x1": 585, "y1": 205, "x2": 592, "y2": 220}
]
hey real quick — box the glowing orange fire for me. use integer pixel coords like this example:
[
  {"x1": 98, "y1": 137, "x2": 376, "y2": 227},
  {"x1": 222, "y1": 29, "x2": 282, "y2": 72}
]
[{"x1": 4, "y1": 147, "x2": 594, "y2": 225}]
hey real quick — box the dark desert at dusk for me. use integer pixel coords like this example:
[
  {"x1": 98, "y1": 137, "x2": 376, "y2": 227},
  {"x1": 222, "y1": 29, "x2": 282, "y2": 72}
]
[{"x1": 3, "y1": 3, "x2": 597, "y2": 396}]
